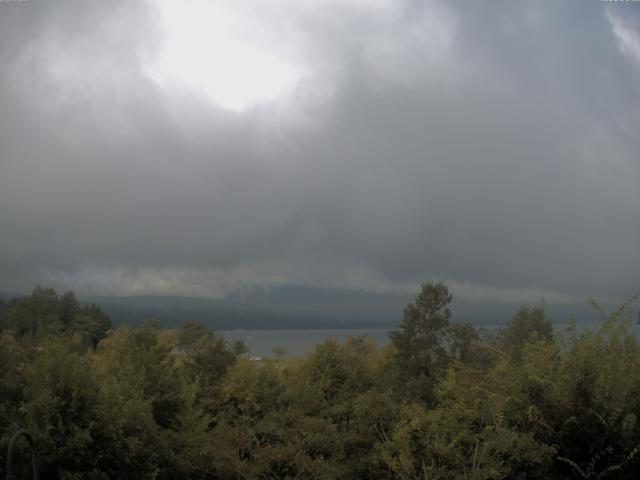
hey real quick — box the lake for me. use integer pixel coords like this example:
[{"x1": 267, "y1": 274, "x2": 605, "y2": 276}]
[{"x1": 219, "y1": 320, "x2": 630, "y2": 357}]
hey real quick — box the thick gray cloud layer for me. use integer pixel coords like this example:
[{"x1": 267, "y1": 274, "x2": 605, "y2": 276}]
[{"x1": 0, "y1": 0, "x2": 638, "y2": 301}]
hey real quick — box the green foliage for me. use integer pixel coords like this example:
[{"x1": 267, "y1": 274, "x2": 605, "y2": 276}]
[
  {"x1": 0, "y1": 287, "x2": 111, "y2": 347},
  {"x1": 1, "y1": 286, "x2": 640, "y2": 479},
  {"x1": 21, "y1": 340, "x2": 101, "y2": 477},
  {"x1": 497, "y1": 305, "x2": 553, "y2": 361},
  {"x1": 178, "y1": 321, "x2": 238, "y2": 387},
  {"x1": 389, "y1": 281, "x2": 453, "y2": 404}
]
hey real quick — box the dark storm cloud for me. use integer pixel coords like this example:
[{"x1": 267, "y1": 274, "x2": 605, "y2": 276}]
[{"x1": 0, "y1": 0, "x2": 638, "y2": 301}]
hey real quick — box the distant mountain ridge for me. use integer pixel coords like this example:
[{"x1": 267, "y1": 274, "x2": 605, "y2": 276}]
[
  {"x1": 72, "y1": 285, "x2": 611, "y2": 331},
  {"x1": 79, "y1": 286, "x2": 410, "y2": 330}
]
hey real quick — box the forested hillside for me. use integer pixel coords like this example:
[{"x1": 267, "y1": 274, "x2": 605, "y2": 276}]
[{"x1": 1, "y1": 283, "x2": 639, "y2": 479}]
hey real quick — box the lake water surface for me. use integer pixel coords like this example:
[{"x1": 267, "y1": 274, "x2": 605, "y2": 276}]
[{"x1": 219, "y1": 320, "x2": 626, "y2": 357}]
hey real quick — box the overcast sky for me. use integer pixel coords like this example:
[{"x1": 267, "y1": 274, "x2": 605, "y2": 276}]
[{"x1": 0, "y1": 0, "x2": 638, "y2": 303}]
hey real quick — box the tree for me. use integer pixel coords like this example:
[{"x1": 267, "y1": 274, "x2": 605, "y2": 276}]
[
  {"x1": 177, "y1": 322, "x2": 237, "y2": 390},
  {"x1": 20, "y1": 340, "x2": 100, "y2": 478},
  {"x1": 58, "y1": 290, "x2": 79, "y2": 329},
  {"x1": 176, "y1": 320, "x2": 212, "y2": 349},
  {"x1": 448, "y1": 322, "x2": 497, "y2": 373},
  {"x1": 95, "y1": 323, "x2": 182, "y2": 430},
  {"x1": 4, "y1": 286, "x2": 61, "y2": 339},
  {"x1": 498, "y1": 305, "x2": 552, "y2": 361},
  {"x1": 389, "y1": 281, "x2": 452, "y2": 403},
  {"x1": 72, "y1": 303, "x2": 112, "y2": 348}
]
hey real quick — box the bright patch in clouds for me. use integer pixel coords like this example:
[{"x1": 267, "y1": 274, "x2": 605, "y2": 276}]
[
  {"x1": 148, "y1": 0, "x2": 301, "y2": 111},
  {"x1": 607, "y1": 12, "x2": 640, "y2": 65}
]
